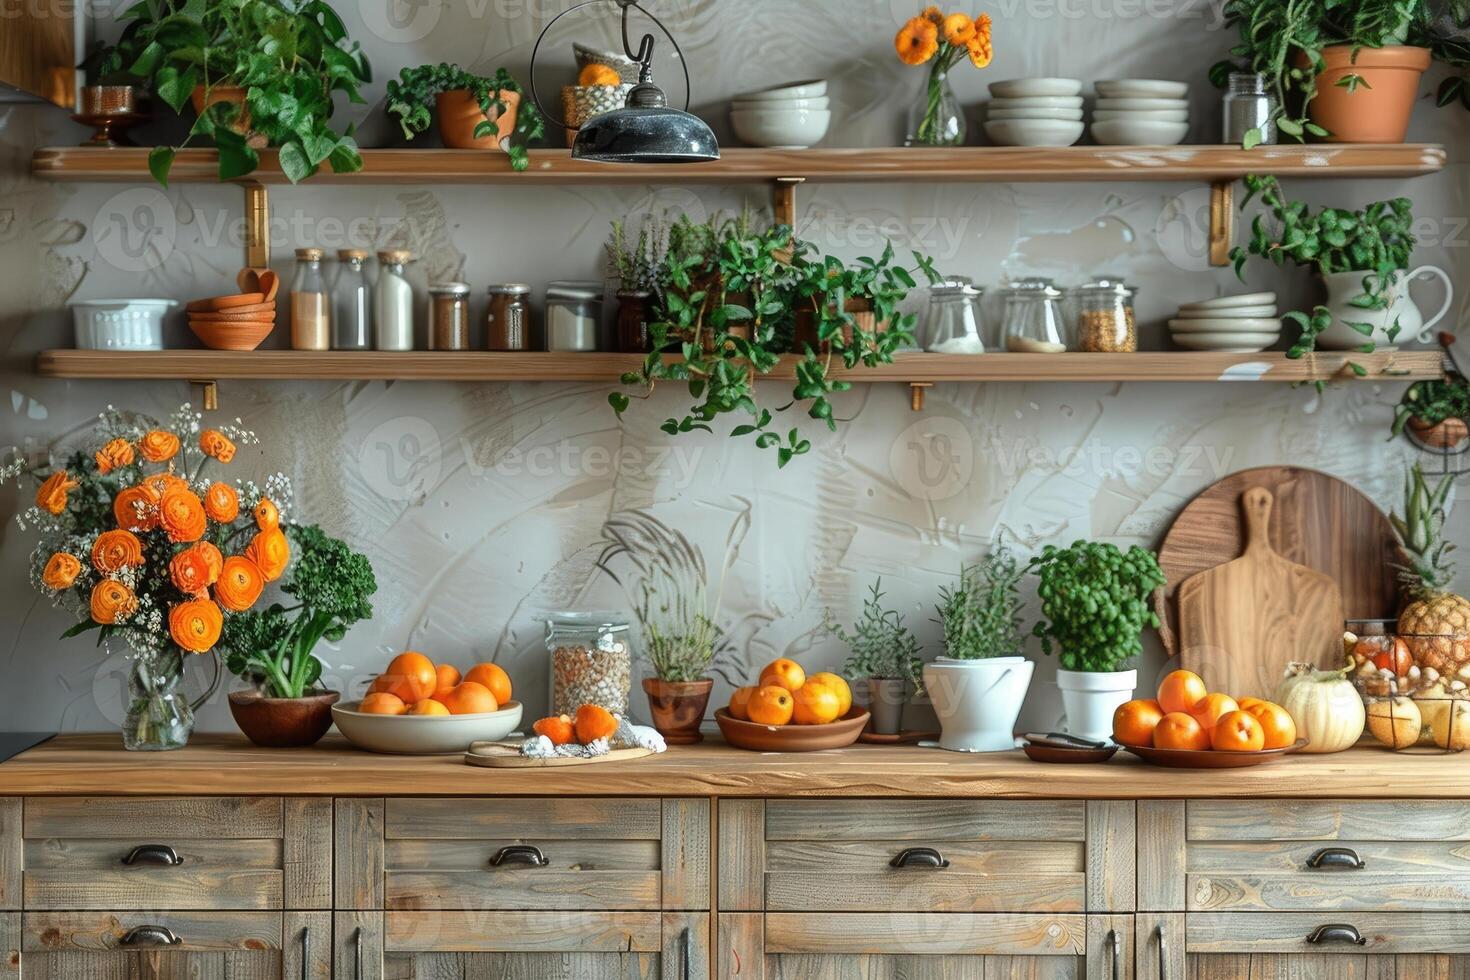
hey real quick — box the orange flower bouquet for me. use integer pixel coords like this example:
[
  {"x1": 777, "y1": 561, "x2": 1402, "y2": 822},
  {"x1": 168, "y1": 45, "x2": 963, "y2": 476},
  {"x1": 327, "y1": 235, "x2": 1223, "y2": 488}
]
[
  {"x1": 1, "y1": 405, "x2": 290, "y2": 750},
  {"x1": 894, "y1": 7, "x2": 994, "y2": 146}
]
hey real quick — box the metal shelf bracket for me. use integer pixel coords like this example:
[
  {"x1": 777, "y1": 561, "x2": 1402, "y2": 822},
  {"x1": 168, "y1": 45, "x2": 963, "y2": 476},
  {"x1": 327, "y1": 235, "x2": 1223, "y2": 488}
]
[{"x1": 1209, "y1": 179, "x2": 1234, "y2": 267}]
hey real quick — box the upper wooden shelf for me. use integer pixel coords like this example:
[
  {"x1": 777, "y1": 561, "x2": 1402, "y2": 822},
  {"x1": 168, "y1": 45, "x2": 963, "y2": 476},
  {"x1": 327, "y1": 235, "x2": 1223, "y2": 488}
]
[
  {"x1": 31, "y1": 145, "x2": 1447, "y2": 185},
  {"x1": 34, "y1": 350, "x2": 1443, "y2": 383}
]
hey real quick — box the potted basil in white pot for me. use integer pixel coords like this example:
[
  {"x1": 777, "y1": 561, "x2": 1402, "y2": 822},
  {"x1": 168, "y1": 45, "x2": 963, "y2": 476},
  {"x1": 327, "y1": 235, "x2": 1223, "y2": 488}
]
[{"x1": 825, "y1": 580, "x2": 922, "y2": 735}]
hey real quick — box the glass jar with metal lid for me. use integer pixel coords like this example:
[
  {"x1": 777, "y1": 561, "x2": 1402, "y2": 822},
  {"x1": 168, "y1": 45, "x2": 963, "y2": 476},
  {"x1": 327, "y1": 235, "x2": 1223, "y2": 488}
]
[
  {"x1": 545, "y1": 613, "x2": 633, "y2": 717},
  {"x1": 428, "y1": 282, "x2": 471, "y2": 351},
  {"x1": 1071, "y1": 278, "x2": 1137, "y2": 353},
  {"x1": 923, "y1": 276, "x2": 986, "y2": 354},
  {"x1": 545, "y1": 281, "x2": 604, "y2": 352},
  {"x1": 1001, "y1": 278, "x2": 1068, "y2": 353},
  {"x1": 486, "y1": 284, "x2": 533, "y2": 351}
]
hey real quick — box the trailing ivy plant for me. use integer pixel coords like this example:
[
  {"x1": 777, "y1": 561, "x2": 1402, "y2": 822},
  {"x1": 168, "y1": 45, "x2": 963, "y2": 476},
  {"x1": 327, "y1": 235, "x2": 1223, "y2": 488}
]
[
  {"x1": 1393, "y1": 374, "x2": 1470, "y2": 437},
  {"x1": 825, "y1": 579, "x2": 922, "y2": 687},
  {"x1": 1230, "y1": 174, "x2": 1415, "y2": 371},
  {"x1": 103, "y1": 0, "x2": 371, "y2": 186},
  {"x1": 385, "y1": 63, "x2": 544, "y2": 172},
  {"x1": 934, "y1": 542, "x2": 1026, "y2": 661},
  {"x1": 1028, "y1": 541, "x2": 1165, "y2": 674}
]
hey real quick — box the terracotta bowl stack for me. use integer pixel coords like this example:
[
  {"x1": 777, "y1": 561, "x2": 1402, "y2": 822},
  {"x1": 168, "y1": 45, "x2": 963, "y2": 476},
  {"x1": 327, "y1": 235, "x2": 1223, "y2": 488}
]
[{"x1": 187, "y1": 269, "x2": 278, "y2": 351}]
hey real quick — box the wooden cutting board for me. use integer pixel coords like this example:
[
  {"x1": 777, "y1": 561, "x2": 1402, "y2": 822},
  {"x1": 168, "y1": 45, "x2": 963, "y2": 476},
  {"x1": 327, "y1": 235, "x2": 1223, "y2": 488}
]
[
  {"x1": 1175, "y1": 487, "x2": 1347, "y2": 699},
  {"x1": 1156, "y1": 466, "x2": 1406, "y2": 661},
  {"x1": 464, "y1": 741, "x2": 654, "y2": 769}
]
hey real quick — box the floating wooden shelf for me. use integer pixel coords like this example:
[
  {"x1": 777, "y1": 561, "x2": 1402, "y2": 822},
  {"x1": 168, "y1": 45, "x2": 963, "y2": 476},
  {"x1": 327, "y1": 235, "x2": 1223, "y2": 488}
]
[
  {"x1": 31, "y1": 144, "x2": 1447, "y2": 185},
  {"x1": 34, "y1": 350, "x2": 1444, "y2": 383}
]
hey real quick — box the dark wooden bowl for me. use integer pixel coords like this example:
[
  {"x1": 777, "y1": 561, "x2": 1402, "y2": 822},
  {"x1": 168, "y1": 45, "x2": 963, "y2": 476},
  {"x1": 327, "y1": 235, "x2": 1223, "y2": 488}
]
[
  {"x1": 1121, "y1": 738, "x2": 1309, "y2": 769},
  {"x1": 228, "y1": 690, "x2": 340, "y2": 748},
  {"x1": 714, "y1": 706, "x2": 869, "y2": 752}
]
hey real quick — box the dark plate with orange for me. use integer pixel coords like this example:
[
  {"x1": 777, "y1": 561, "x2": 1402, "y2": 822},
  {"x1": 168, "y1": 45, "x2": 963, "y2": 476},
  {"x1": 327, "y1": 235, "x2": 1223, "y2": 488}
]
[
  {"x1": 1121, "y1": 738, "x2": 1309, "y2": 768},
  {"x1": 714, "y1": 707, "x2": 869, "y2": 752}
]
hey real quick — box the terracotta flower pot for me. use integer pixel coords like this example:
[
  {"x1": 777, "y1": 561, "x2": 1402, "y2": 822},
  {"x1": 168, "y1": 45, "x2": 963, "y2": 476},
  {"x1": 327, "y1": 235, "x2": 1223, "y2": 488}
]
[
  {"x1": 190, "y1": 83, "x2": 252, "y2": 135},
  {"x1": 1303, "y1": 45, "x2": 1431, "y2": 143},
  {"x1": 1409, "y1": 415, "x2": 1470, "y2": 450},
  {"x1": 228, "y1": 689, "x2": 340, "y2": 748},
  {"x1": 642, "y1": 677, "x2": 713, "y2": 745},
  {"x1": 793, "y1": 297, "x2": 886, "y2": 351},
  {"x1": 436, "y1": 88, "x2": 521, "y2": 151}
]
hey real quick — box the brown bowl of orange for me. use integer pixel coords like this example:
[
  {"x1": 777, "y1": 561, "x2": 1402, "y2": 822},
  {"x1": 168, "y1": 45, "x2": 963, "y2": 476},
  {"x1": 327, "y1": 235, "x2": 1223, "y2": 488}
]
[
  {"x1": 715, "y1": 659, "x2": 868, "y2": 751},
  {"x1": 1112, "y1": 669, "x2": 1307, "y2": 768}
]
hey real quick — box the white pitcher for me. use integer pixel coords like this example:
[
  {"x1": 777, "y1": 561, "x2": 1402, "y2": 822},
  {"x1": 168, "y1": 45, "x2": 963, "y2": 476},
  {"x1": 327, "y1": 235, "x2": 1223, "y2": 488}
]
[{"x1": 1317, "y1": 266, "x2": 1452, "y2": 351}]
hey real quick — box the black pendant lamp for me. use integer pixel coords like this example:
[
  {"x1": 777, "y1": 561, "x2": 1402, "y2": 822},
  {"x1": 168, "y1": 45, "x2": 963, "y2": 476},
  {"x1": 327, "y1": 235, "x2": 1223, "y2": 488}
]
[{"x1": 529, "y1": 0, "x2": 720, "y2": 164}]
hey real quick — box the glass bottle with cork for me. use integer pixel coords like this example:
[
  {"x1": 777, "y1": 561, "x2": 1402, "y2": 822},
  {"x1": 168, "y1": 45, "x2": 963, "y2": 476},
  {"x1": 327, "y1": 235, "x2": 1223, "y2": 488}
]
[
  {"x1": 374, "y1": 249, "x2": 416, "y2": 351},
  {"x1": 332, "y1": 248, "x2": 372, "y2": 351},
  {"x1": 290, "y1": 248, "x2": 330, "y2": 351}
]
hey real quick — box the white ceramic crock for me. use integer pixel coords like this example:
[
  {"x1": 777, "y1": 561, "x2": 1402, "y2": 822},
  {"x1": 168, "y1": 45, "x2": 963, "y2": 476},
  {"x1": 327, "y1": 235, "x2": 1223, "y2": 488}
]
[
  {"x1": 1317, "y1": 267, "x2": 1452, "y2": 351},
  {"x1": 69, "y1": 299, "x2": 176, "y2": 350},
  {"x1": 1055, "y1": 668, "x2": 1137, "y2": 743},
  {"x1": 923, "y1": 656, "x2": 1034, "y2": 753}
]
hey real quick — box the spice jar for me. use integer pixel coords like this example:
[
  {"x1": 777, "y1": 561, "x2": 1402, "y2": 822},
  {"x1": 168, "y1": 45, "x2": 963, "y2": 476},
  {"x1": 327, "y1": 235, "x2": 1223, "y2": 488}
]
[
  {"x1": 1071, "y1": 278, "x2": 1137, "y2": 353},
  {"x1": 374, "y1": 249, "x2": 416, "y2": 351},
  {"x1": 486, "y1": 284, "x2": 533, "y2": 351},
  {"x1": 289, "y1": 248, "x2": 330, "y2": 351},
  {"x1": 545, "y1": 613, "x2": 633, "y2": 717},
  {"x1": 428, "y1": 282, "x2": 471, "y2": 351},
  {"x1": 331, "y1": 248, "x2": 372, "y2": 351},
  {"x1": 1223, "y1": 72, "x2": 1276, "y2": 145},
  {"x1": 1001, "y1": 278, "x2": 1068, "y2": 353},
  {"x1": 545, "y1": 281, "x2": 604, "y2": 352},
  {"x1": 923, "y1": 277, "x2": 985, "y2": 354}
]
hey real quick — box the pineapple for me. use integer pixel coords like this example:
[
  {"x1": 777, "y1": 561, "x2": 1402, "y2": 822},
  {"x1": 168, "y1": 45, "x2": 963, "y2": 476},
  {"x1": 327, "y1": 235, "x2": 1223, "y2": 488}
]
[{"x1": 1392, "y1": 464, "x2": 1470, "y2": 672}]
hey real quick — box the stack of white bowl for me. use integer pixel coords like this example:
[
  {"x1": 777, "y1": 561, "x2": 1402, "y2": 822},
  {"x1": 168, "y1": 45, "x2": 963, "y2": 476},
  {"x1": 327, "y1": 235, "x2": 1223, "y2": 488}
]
[
  {"x1": 1090, "y1": 80, "x2": 1190, "y2": 145},
  {"x1": 983, "y1": 78, "x2": 1084, "y2": 147},
  {"x1": 1168, "y1": 292, "x2": 1280, "y2": 352},
  {"x1": 730, "y1": 80, "x2": 831, "y2": 149}
]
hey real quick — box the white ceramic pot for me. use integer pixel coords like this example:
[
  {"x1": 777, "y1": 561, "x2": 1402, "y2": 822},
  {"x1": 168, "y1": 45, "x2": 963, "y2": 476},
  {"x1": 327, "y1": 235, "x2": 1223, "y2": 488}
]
[
  {"x1": 1055, "y1": 668, "x2": 1136, "y2": 743},
  {"x1": 923, "y1": 657, "x2": 1034, "y2": 753},
  {"x1": 1318, "y1": 267, "x2": 1452, "y2": 351},
  {"x1": 69, "y1": 299, "x2": 176, "y2": 350}
]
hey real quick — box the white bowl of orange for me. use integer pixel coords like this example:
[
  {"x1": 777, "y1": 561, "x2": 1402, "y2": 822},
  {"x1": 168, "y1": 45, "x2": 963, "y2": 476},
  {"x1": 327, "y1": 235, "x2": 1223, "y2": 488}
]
[
  {"x1": 331, "y1": 652, "x2": 523, "y2": 755},
  {"x1": 1111, "y1": 669, "x2": 1305, "y2": 767}
]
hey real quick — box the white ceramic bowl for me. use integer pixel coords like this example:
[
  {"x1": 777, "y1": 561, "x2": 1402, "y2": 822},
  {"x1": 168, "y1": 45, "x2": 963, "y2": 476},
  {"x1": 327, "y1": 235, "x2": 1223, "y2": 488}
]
[
  {"x1": 1090, "y1": 118, "x2": 1189, "y2": 145},
  {"x1": 69, "y1": 299, "x2": 176, "y2": 350},
  {"x1": 989, "y1": 77, "x2": 1083, "y2": 98},
  {"x1": 733, "y1": 79, "x2": 828, "y2": 101},
  {"x1": 1182, "y1": 291, "x2": 1277, "y2": 309},
  {"x1": 1174, "y1": 305, "x2": 1278, "y2": 319},
  {"x1": 331, "y1": 699, "x2": 525, "y2": 755},
  {"x1": 1172, "y1": 331, "x2": 1280, "y2": 352},
  {"x1": 988, "y1": 106, "x2": 1084, "y2": 121},
  {"x1": 1169, "y1": 317, "x2": 1283, "y2": 333},
  {"x1": 1095, "y1": 79, "x2": 1190, "y2": 99},
  {"x1": 731, "y1": 107, "x2": 831, "y2": 148},
  {"x1": 984, "y1": 118, "x2": 1085, "y2": 147},
  {"x1": 731, "y1": 95, "x2": 830, "y2": 112},
  {"x1": 1095, "y1": 96, "x2": 1190, "y2": 111},
  {"x1": 1092, "y1": 108, "x2": 1188, "y2": 122},
  {"x1": 988, "y1": 95, "x2": 1084, "y2": 110}
]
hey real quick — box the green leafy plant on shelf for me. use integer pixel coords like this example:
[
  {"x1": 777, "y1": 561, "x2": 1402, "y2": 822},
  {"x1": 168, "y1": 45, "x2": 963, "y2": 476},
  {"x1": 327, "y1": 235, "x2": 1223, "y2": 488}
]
[
  {"x1": 1230, "y1": 174, "x2": 1415, "y2": 373},
  {"x1": 934, "y1": 541, "x2": 1026, "y2": 661},
  {"x1": 606, "y1": 213, "x2": 668, "y2": 294},
  {"x1": 1393, "y1": 373, "x2": 1470, "y2": 437},
  {"x1": 1028, "y1": 540, "x2": 1165, "y2": 673},
  {"x1": 219, "y1": 524, "x2": 377, "y2": 699},
  {"x1": 384, "y1": 63, "x2": 544, "y2": 172},
  {"x1": 825, "y1": 579, "x2": 922, "y2": 688},
  {"x1": 100, "y1": 0, "x2": 371, "y2": 186}
]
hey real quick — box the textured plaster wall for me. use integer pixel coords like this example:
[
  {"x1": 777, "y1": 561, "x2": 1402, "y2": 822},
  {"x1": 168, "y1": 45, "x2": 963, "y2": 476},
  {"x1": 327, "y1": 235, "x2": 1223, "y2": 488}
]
[{"x1": 0, "y1": 0, "x2": 1465, "y2": 734}]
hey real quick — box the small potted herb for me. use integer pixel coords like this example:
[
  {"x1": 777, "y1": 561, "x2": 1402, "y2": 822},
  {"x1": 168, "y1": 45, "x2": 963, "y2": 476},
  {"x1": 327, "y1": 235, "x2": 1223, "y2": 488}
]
[
  {"x1": 1029, "y1": 540, "x2": 1165, "y2": 743},
  {"x1": 606, "y1": 214, "x2": 667, "y2": 353},
  {"x1": 220, "y1": 524, "x2": 377, "y2": 747},
  {"x1": 824, "y1": 580, "x2": 922, "y2": 735},
  {"x1": 386, "y1": 63, "x2": 544, "y2": 171},
  {"x1": 923, "y1": 544, "x2": 1032, "y2": 752},
  {"x1": 1393, "y1": 371, "x2": 1470, "y2": 449}
]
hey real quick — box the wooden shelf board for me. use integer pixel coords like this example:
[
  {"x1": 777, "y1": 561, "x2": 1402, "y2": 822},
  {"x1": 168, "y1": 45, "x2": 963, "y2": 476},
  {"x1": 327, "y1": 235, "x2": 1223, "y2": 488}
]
[
  {"x1": 34, "y1": 350, "x2": 1443, "y2": 383},
  {"x1": 31, "y1": 145, "x2": 1447, "y2": 185}
]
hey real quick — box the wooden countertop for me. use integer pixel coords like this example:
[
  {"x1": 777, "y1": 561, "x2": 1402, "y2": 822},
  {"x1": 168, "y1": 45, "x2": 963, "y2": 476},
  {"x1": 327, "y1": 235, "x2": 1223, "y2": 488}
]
[{"x1": 1, "y1": 734, "x2": 1466, "y2": 798}]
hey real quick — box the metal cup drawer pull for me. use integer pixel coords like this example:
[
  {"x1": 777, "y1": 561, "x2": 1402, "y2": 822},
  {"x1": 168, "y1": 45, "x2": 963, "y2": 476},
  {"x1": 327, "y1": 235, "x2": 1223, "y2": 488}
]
[
  {"x1": 1307, "y1": 923, "x2": 1368, "y2": 946},
  {"x1": 889, "y1": 847, "x2": 950, "y2": 869},
  {"x1": 489, "y1": 844, "x2": 551, "y2": 867},
  {"x1": 1305, "y1": 847, "x2": 1367, "y2": 871},
  {"x1": 121, "y1": 844, "x2": 184, "y2": 866},
  {"x1": 119, "y1": 925, "x2": 183, "y2": 947}
]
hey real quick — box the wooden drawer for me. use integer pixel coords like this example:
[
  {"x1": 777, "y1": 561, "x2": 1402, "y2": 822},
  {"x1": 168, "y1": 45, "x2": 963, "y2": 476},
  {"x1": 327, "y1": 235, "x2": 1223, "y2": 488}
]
[
  {"x1": 20, "y1": 910, "x2": 286, "y2": 978},
  {"x1": 21, "y1": 798, "x2": 330, "y2": 911},
  {"x1": 1187, "y1": 911, "x2": 1470, "y2": 955},
  {"x1": 763, "y1": 800, "x2": 1087, "y2": 913},
  {"x1": 1184, "y1": 801, "x2": 1470, "y2": 912}
]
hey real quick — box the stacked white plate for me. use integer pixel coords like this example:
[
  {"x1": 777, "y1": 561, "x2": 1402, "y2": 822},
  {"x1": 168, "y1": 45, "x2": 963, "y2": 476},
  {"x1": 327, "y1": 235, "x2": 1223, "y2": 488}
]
[
  {"x1": 731, "y1": 80, "x2": 830, "y2": 148},
  {"x1": 1169, "y1": 292, "x2": 1280, "y2": 352},
  {"x1": 1090, "y1": 79, "x2": 1189, "y2": 146},
  {"x1": 983, "y1": 78, "x2": 1084, "y2": 147}
]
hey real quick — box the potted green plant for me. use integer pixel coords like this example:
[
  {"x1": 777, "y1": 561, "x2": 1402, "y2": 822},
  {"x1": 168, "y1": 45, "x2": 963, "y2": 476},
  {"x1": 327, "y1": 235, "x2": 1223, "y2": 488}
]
[
  {"x1": 606, "y1": 214, "x2": 667, "y2": 353},
  {"x1": 1029, "y1": 540, "x2": 1165, "y2": 743},
  {"x1": 824, "y1": 580, "x2": 922, "y2": 735},
  {"x1": 107, "y1": 0, "x2": 369, "y2": 185},
  {"x1": 220, "y1": 524, "x2": 377, "y2": 747},
  {"x1": 385, "y1": 63, "x2": 544, "y2": 171},
  {"x1": 923, "y1": 544, "x2": 1032, "y2": 752},
  {"x1": 1230, "y1": 175, "x2": 1451, "y2": 364},
  {"x1": 1394, "y1": 374, "x2": 1470, "y2": 448}
]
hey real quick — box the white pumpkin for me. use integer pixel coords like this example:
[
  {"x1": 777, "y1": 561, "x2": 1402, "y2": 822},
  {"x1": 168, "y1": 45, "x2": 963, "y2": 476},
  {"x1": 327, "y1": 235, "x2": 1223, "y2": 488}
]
[{"x1": 1273, "y1": 662, "x2": 1365, "y2": 753}]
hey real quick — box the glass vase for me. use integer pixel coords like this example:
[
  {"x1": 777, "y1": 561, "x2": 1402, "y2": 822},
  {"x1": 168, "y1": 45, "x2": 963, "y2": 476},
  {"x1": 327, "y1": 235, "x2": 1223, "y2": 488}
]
[
  {"x1": 906, "y1": 66, "x2": 966, "y2": 147},
  {"x1": 122, "y1": 647, "x2": 217, "y2": 751}
]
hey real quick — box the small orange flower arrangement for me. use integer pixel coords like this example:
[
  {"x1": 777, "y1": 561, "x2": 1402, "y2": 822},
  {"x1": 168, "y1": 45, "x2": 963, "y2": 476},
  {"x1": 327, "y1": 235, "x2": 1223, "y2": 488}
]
[{"x1": 895, "y1": 7, "x2": 994, "y2": 145}]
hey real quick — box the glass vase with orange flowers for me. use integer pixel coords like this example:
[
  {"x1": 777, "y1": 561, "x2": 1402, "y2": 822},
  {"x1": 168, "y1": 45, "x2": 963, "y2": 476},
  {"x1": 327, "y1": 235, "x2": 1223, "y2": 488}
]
[
  {"x1": 0, "y1": 405, "x2": 291, "y2": 750},
  {"x1": 895, "y1": 7, "x2": 995, "y2": 146}
]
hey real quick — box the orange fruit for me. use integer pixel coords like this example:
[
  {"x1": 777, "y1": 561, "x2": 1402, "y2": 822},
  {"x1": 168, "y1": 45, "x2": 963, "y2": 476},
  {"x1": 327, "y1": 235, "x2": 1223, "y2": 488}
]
[
  {"x1": 439, "y1": 680, "x2": 498, "y2": 716},
  {"x1": 532, "y1": 714, "x2": 575, "y2": 745},
  {"x1": 574, "y1": 704, "x2": 618, "y2": 744},
  {"x1": 578, "y1": 63, "x2": 622, "y2": 87},
  {"x1": 463, "y1": 663, "x2": 512, "y2": 705},
  {"x1": 728, "y1": 686, "x2": 759, "y2": 721},
  {"x1": 1212, "y1": 710, "x2": 1266, "y2": 752},
  {"x1": 1237, "y1": 695, "x2": 1267, "y2": 711},
  {"x1": 1190, "y1": 692, "x2": 1240, "y2": 731},
  {"x1": 1112, "y1": 698, "x2": 1165, "y2": 747},
  {"x1": 746, "y1": 685, "x2": 795, "y2": 726},
  {"x1": 1157, "y1": 669, "x2": 1208, "y2": 715},
  {"x1": 432, "y1": 663, "x2": 461, "y2": 701},
  {"x1": 792, "y1": 682, "x2": 841, "y2": 725},
  {"x1": 407, "y1": 699, "x2": 449, "y2": 716},
  {"x1": 1243, "y1": 700, "x2": 1298, "y2": 749},
  {"x1": 359, "y1": 692, "x2": 408, "y2": 715},
  {"x1": 759, "y1": 658, "x2": 806, "y2": 693},
  {"x1": 374, "y1": 651, "x2": 437, "y2": 705},
  {"x1": 807, "y1": 672, "x2": 852, "y2": 716},
  {"x1": 1153, "y1": 712, "x2": 1211, "y2": 751}
]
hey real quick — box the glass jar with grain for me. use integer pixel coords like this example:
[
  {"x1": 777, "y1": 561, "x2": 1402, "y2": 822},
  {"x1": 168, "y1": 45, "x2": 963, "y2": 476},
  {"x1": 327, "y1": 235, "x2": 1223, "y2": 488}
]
[
  {"x1": 545, "y1": 613, "x2": 632, "y2": 718},
  {"x1": 1001, "y1": 278, "x2": 1069, "y2": 353},
  {"x1": 428, "y1": 282, "x2": 471, "y2": 351},
  {"x1": 486, "y1": 284, "x2": 533, "y2": 351},
  {"x1": 290, "y1": 248, "x2": 330, "y2": 351},
  {"x1": 1071, "y1": 278, "x2": 1137, "y2": 353}
]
